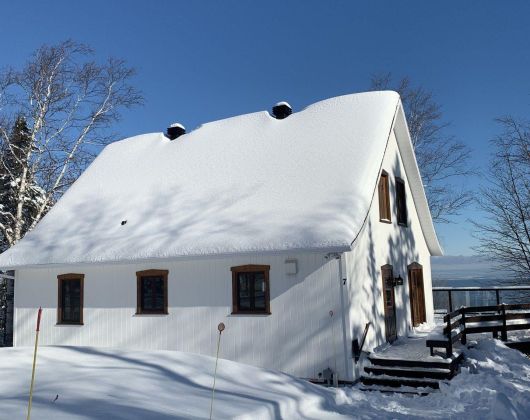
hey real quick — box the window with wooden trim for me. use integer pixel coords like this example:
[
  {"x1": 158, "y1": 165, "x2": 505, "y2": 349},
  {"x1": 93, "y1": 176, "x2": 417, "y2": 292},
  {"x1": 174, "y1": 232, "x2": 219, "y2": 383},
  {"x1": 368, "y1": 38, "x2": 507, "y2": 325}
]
[
  {"x1": 378, "y1": 171, "x2": 391, "y2": 222},
  {"x1": 57, "y1": 274, "x2": 84, "y2": 325},
  {"x1": 231, "y1": 265, "x2": 271, "y2": 314},
  {"x1": 396, "y1": 177, "x2": 407, "y2": 226},
  {"x1": 136, "y1": 270, "x2": 168, "y2": 315}
]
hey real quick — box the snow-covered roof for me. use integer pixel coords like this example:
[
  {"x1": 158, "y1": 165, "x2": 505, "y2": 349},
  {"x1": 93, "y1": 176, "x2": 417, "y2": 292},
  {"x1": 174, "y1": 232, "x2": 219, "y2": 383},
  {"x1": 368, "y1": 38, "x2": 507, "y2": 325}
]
[{"x1": 0, "y1": 91, "x2": 442, "y2": 268}]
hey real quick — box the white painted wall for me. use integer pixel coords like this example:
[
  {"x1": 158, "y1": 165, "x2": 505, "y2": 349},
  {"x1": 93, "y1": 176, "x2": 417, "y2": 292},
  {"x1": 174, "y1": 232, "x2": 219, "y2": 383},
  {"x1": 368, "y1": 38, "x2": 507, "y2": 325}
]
[
  {"x1": 14, "y1": 252, "x2": 351, "y2": 380},
  {"x1": 343, "y1": 125, "x2": 434, "y2": 376}
]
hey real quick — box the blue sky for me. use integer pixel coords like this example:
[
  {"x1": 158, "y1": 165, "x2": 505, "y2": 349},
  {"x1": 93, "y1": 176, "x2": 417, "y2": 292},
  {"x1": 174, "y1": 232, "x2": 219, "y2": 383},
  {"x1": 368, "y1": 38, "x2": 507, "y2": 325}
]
[{"x1": 1, "y1": 1, "x2": 529, "y2": 256}]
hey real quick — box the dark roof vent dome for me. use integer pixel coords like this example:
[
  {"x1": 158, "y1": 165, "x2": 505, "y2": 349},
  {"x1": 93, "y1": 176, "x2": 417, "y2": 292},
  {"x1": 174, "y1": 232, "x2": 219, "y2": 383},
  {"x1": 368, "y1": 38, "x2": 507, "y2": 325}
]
[
  {"x1": 272, "y1": 102, "x2": 292, "y2": 120},
  {"x1": 167, "y1": 123, "x2": 186, "y2": 140}
]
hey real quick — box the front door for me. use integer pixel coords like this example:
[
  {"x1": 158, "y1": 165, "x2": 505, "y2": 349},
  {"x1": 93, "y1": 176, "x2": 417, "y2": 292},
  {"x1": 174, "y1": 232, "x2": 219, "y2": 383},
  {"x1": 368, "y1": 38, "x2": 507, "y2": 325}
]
[
  {"x1": 381, "y1": 264, "x2": 397, "y2": 343},
  {"x1": 408, "y1": 263, "x2": 426, "y2": 327}
]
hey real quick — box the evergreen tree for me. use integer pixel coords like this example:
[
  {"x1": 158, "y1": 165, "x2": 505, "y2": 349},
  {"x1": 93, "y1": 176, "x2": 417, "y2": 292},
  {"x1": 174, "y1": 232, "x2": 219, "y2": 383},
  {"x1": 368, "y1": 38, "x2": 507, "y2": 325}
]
[{"x1": 0, "y1": 116, "x2": 46, "y2": 252}]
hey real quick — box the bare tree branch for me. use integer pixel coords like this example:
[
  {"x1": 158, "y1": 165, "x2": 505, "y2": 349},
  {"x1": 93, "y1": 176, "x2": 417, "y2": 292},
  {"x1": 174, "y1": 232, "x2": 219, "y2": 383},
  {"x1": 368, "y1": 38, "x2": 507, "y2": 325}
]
[
  {"x1": 0, "y1": 40, "x2": 143, "y2": 250},
  {"x1": 370, "y1": 73, "x2": 474, "y2": 223},
  {"x1": 473, "y1": 117, "x2": 530, "y2": 280}
]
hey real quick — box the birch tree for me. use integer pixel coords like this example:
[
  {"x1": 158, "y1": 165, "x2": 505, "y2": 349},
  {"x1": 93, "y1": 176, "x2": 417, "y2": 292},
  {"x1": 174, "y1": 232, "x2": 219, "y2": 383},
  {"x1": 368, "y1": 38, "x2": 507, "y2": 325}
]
[
  {"x1": 473, "y1": 117, "x2": 530, "y2": 280},
  {"x1": 370, "y1": 74, "x2": 473, "y2": 223},
  {"x1": 0, "y1": 40, "x2": 143, "y2": 250}
]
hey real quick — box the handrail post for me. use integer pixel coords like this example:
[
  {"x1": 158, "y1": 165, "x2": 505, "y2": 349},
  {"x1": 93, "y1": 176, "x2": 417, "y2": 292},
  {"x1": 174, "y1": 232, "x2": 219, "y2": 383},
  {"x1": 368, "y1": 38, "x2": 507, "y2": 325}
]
[
  {"x1": 448, "y1": 290, "x2": 453, "y2": 313},
  {"x1": 496, "y1": 290, "x2": 501, "y2": 314},
  {"x1": 461, "y1": 310, "x2": 466, "y2": 345},
  {"x1": 446, "y1": 314, "x2": 453, "y2": 357},
  {"x1": 501, "y1": 304, "x2": 507, "y2": 341}
]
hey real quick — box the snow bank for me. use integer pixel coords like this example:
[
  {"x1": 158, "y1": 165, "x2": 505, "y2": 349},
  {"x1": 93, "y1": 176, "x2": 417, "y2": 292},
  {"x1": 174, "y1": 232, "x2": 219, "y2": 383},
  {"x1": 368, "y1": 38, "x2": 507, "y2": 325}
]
[
  {"x1": 2, "y1": 339, "x2": 529, "y2": 419},
  {"x1": 0, "y1": 91, "x2": 403, "y2": 268},
  {"x1": 0, "y1": 346, "x2": 345, "y2": 420}
]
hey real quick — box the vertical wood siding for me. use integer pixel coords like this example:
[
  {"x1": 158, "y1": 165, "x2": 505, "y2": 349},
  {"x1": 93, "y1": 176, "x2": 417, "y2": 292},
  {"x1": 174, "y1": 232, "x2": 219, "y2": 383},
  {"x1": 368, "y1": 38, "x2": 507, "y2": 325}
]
[{"x1": 14, "y1": 252, "x2": 345, "y2": 380}]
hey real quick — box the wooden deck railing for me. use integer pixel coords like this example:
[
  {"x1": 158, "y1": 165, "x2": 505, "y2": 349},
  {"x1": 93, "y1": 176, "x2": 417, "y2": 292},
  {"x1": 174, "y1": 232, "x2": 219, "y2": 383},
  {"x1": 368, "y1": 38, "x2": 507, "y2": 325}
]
[
  {"x1": 433, "y1": 286, "x2": 530, "y2": 313},
  {"x1": 426, "y1": 303, "x2": 530, "y2": 358}
]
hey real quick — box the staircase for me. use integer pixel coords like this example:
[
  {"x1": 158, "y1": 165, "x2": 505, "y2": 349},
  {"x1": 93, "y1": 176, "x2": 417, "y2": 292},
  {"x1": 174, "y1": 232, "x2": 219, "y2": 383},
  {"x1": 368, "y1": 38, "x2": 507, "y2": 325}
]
[{"x1": 359, "y1": 353, "x2": 463, "y2": 395}]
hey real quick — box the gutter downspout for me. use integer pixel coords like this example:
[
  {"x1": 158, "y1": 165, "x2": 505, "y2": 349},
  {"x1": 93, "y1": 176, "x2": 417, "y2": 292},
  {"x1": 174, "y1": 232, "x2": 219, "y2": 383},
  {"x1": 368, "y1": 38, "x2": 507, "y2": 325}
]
[{"x1": 326, "y1": 253, "x2": 349, "y2": 383}]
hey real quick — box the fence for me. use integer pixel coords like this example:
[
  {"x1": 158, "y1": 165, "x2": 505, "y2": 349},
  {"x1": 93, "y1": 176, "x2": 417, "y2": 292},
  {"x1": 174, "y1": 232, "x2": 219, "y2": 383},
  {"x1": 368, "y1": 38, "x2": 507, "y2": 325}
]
[{"x1": 433, "y1": 286, "x2": 530, "y2": 314}]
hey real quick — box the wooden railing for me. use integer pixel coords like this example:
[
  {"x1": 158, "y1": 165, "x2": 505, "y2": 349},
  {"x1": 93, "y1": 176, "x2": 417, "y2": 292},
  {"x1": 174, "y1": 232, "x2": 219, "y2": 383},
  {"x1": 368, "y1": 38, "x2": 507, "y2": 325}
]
[
  {"x1": 426, "y1": 303, "x2": 530, "y2": 358},
  {"x1": 433, "y1": 286, "x2": 530, "y2": 313}
]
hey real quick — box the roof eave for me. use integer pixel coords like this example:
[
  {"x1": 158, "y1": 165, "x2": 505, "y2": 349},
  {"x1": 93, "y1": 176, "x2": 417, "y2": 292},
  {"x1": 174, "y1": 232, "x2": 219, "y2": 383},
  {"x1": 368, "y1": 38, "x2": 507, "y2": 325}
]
[
  {"x1": 0, "y1": 244, "x2": 353, "y2": 270},
  {"x1": 392, "y1": 102, "x2": 444, "y2": 256}
]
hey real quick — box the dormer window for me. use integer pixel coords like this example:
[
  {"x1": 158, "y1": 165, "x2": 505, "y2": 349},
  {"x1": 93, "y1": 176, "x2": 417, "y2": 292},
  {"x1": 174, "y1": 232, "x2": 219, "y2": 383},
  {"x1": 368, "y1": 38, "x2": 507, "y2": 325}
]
[
  {"x1": 396, "y1": 177, "x2": 407, "y2": 226},
  {"x1": 378, "y1": 171, "x2": 391, "y2": 223}
]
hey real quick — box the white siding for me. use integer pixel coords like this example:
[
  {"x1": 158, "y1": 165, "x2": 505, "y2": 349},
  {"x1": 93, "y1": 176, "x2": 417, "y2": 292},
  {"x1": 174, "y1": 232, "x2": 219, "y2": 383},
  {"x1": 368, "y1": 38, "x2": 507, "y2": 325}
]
[
  {"x1": 14, "y1": 252, "x2": 349, "y2": 380},
  {"x1": 344, "y1": 127, "x2": 434, "y2": 374}
]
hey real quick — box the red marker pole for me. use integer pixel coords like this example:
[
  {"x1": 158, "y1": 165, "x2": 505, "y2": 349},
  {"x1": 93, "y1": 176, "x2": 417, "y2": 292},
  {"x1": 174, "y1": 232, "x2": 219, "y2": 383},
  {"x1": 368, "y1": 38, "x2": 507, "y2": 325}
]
[{"x1": 26, "y1": 307, "x2": 42, "y2": 420}]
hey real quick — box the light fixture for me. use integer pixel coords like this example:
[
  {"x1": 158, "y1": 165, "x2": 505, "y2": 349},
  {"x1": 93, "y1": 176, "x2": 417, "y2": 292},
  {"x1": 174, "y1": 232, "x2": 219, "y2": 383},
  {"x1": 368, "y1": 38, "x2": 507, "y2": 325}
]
[
  {"x1": 285, "y1": 258, "x2": 298, "y2": 275},
  {"x1": 394, "y1": 275, "x2": 403, "y2": 286}
]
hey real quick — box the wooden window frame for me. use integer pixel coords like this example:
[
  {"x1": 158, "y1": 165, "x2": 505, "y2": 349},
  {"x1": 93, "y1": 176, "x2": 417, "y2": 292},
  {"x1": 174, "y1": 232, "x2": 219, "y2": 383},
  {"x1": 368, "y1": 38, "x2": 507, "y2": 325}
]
[
  {"x1": 231, "y1": 265, "x2": 271, "y2": 315},
  {"x1": 136, "y1": 269, "x2": 169, "y2": 315},
  {"x1": 57, "y1": 273, "x2": 84, "y2": 325},
  {"x1": 378, "y1": 171, "x2": 391, "y2": 223},
  {"x1": 395, "y1": 177, "x2": 408, "y2": 227}
]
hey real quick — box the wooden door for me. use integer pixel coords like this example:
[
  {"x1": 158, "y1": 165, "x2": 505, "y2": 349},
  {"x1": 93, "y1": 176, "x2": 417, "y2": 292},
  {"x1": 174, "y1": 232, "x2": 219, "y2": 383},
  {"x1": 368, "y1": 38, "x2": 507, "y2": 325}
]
[
  {"x1": 381, "y1": 265, "x2": 397, "y2": 343},
  {"x1": 408, "y1": 263, "x2": 426, "y2": 327}
]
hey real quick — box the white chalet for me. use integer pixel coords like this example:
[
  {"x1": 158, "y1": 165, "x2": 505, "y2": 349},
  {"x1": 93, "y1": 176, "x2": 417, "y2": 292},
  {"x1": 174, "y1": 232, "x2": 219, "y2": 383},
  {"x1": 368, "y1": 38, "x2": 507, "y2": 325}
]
[{"x1": 0, "y1": 91, "x2": 442, "y2": 382}]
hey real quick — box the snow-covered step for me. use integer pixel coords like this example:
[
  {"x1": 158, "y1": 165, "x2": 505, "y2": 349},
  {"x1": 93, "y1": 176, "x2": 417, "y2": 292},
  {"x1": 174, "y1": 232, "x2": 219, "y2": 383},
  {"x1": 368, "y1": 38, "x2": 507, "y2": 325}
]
[
  {"x1": 358, "y1": 351, "x2": 464, "y2": 394},
  {"x1": 358, "y1": 385, "x2": 432, "y2": 396},
  {"x1": 368, "y1": 354, "x2": 460, "y2": 370},
  {"x1": 360, "y1": 375, "x2": 441, "y2": 389},
  {"x1": 364, "y1": 365, "x2": 455, "y2": 380}
]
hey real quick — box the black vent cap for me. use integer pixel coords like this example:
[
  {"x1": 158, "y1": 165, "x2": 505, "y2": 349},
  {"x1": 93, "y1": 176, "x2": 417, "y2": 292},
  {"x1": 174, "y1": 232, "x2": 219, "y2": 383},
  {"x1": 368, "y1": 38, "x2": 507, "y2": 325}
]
[
  {"x1": 167, "y1": 123, "x2": 186, "y2": 140},
  {"x1": 272, "y1": 102, "x2": 292, "y2": 120}
]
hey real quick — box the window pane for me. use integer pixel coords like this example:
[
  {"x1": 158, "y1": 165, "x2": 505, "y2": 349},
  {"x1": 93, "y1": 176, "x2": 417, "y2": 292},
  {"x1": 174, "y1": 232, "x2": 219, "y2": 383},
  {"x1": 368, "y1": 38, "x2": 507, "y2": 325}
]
[
  {"x1": 141, "y1": 276, "x2": 165, "y2": 312},
  {"x1": 61, "y1": 279, "x2": 81, "y2": 322},
  {"x1": 253, "y1": 272, "x2": 266, "y2": 310},
  {"x1": 396, "y1": 180, "x2": 407, "y2": 224},
  {"x1": 237, "y1": 271, "x2": 267, "y2": 312},
  {"x1": 238, "y1": 273, "x2": 251, "y2": 311}
]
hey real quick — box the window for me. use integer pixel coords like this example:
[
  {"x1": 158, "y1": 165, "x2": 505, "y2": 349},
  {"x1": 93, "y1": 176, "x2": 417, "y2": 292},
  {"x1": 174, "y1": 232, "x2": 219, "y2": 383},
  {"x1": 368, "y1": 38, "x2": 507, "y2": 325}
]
[
  {"x1": 136, "y1": 270, "x2": 168, "y2": 315},
  {"x1": 57, "y1": 274, "x2": 84, "y2": 324},
  {"x1": 231, "y1": 265, "x2": 270, "y2": 314},
  {"x1": 396, "y1": 177, "x2": 407, "y2": 226},
  {"x1": 378, "y1": 171, "x2": 391, "y2": 222}
]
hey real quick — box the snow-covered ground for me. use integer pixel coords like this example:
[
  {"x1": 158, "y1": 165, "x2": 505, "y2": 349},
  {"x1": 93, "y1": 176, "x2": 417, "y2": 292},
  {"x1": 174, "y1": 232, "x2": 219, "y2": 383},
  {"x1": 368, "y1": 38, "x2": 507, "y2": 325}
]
[{"x1": 1, "y1": 340, "x2": 529, "y2": 419}]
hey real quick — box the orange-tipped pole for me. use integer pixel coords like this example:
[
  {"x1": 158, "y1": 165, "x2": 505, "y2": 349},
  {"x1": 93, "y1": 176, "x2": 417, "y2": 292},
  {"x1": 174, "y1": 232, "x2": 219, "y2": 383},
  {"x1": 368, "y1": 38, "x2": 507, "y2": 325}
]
[{"x1": 26, "y1": 307, "x2": 42, "y2": 420}]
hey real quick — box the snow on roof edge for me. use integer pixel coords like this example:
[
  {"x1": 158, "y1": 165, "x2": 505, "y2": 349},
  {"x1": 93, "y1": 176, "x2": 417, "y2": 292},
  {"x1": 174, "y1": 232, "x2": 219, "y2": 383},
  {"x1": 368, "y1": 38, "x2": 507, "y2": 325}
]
[
  {"x1": 393, "y1": 102, "x2": 443, "y2": 256},
  {"x1": 0, "y1": 90, "x2": 438, "y2": 268},
  {"x1": 0, "y1": 245, "x2": 352, "y2": 270}
]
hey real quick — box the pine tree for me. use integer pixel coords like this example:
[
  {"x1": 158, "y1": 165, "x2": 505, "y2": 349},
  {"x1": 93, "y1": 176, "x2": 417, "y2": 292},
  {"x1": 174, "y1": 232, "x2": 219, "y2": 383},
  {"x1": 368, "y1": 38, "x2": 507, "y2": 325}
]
[{"x1": 0, "y1": 116, "x2": 46, "y2": 252}]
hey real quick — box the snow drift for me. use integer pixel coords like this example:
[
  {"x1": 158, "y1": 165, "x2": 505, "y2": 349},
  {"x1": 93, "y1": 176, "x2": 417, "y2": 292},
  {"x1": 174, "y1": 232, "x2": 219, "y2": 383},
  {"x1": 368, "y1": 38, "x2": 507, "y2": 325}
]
[{"x1": 1, "y1": 339, "x2": 530, "y2": 419}]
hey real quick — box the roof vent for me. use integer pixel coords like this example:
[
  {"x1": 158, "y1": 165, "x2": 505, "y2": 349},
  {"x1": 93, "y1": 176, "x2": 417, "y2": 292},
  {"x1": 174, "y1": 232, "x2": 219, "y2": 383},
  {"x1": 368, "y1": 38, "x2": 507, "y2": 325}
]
[
  {"x1": 167, "y1": 123, "x2": 186, "y2": 140},
  {"x1": 272, "y1": 102, "x2": 292, "y2": 120}
]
